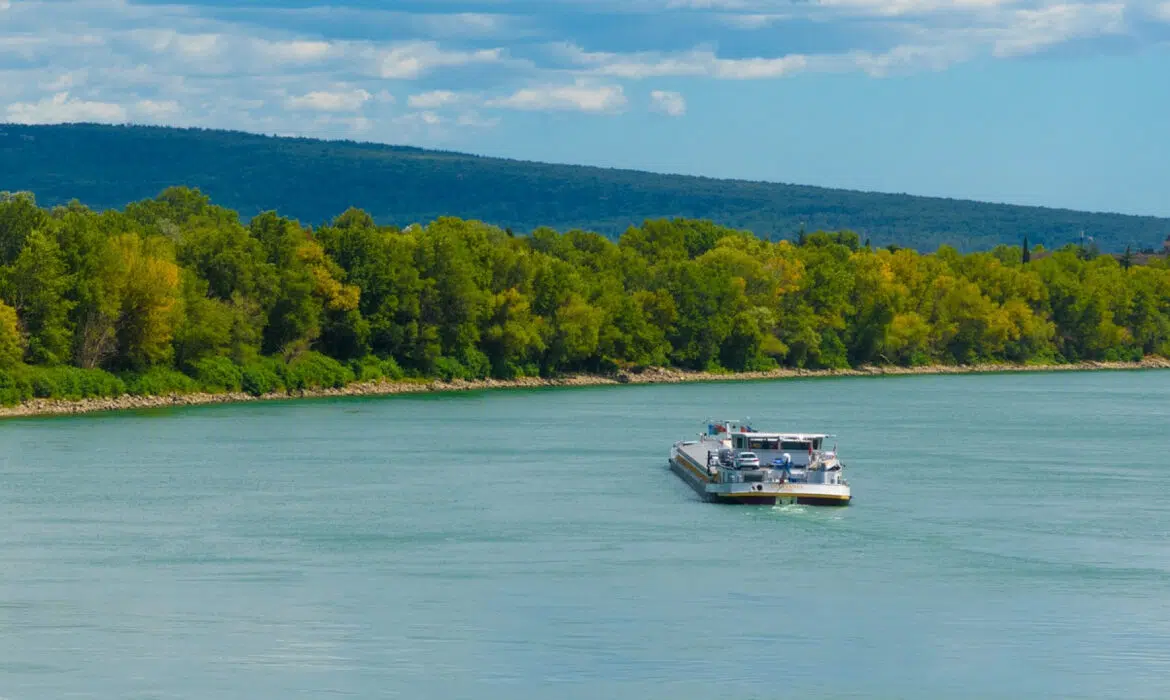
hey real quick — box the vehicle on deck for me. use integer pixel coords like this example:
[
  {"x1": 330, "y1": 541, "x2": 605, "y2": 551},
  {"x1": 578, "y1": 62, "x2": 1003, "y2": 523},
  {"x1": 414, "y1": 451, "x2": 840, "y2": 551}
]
[{"x1": 668, "y1": 419, "x2": 851, "y2": 506}]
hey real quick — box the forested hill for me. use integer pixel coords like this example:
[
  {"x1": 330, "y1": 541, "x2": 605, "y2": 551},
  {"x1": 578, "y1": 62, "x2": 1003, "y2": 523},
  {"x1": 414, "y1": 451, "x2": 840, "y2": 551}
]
[{"x1": 1, "y1": 122, "x2": 1167, "y2": 253}]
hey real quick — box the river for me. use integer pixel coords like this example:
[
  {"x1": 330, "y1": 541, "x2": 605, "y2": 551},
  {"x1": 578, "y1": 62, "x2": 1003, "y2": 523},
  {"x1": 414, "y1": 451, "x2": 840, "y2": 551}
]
[{"x1": 2, "y1": 370, "x2": 1169, "y2": 699}]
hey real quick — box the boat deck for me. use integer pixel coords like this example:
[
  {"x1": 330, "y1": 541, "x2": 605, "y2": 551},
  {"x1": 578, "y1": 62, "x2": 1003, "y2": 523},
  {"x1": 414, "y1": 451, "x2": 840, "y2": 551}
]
[{"x1": 670, "y1": 439, "x2": 851, "y2": 506}]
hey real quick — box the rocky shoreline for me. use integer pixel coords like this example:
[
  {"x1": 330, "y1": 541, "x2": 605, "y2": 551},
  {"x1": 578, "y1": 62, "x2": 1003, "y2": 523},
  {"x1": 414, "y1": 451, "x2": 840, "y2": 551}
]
[{"x1": 2, "y1": 357, "x2": 1168, "y2": 420}]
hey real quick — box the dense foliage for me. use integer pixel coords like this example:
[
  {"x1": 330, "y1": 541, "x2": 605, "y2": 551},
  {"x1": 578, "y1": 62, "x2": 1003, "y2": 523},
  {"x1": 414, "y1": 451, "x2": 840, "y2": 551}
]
[
  {"x1": 1, "y1": 187, "x2": 1169, "y2": 406},
  {"x1": 2, "y1": 123, "x2": 1167, "y2": 253}
]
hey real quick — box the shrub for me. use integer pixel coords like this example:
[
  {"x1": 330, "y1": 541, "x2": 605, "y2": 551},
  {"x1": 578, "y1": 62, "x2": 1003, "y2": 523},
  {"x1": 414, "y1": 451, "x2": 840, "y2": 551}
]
[
  {"x1": 192, "y1": 357, "x2": 243, "y2": 392},
  {"x1": 0, "y1": 365, "x2": 33, "y2": 406},
  {"x1": 123, "y1": 367, "x2": 200, "y2": 396},
  {"x1": 346, "y1": 356, "x2": 406, "y2": 382},
  {"x1": 350, "y1": 355, "x2": 385, "y2": 382},
  {"x1": 285, "y1": 351, "x2": 354, "y2": 390},
  {"x1": 74, "y1": 368, "x2": 127, "y2": 398},
  {"x1": 23, "y1": 365, "x2": 127, "y2": 401},
  {"x1": 459, "y1": 348, "x2": 491, "y2": 379},
  {"x1": 240, "y1": 357, "x2": 285, "y2": 396},
  {"x1": 380, "y1": 357, "x2": 405, "y2": 380},
  {"x1": 432, "y1": 356, "x2": 466, "y2": 381}
]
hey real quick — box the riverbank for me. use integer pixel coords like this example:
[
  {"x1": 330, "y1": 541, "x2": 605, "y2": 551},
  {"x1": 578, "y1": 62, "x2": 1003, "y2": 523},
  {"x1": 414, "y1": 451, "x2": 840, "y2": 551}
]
[{"x1": 2, "y1": 357, "x2": 1168, "y2": 420}]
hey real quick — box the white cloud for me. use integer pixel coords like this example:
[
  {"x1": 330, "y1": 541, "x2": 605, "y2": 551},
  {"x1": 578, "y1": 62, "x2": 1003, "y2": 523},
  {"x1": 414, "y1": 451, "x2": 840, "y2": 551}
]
[
  {"x1": 371, "y1": 41, "x2": 504, "y2": 79},
  {"x1": 131, "y1": 30, "x2": 222, "y2": 60},
  {"x1": 393, "y1": 110, "x2": 446, "y2": 131},
  {"x1": 309, "y1": 113, "x2": 374, "y2": 133},
  {"x1": 816, "y1": 0, "x2": 1015, "y2": 17},
  {"x1": 135, "y1": 99, "x2": 180, "y2": 119},
  {"x1": 407, "y1": 90, "x2": 462, "y2": 109},
  {"x1": 174, "y1": 33, "x2": 220, "y2": 60},
  {"x1": 416, "y1": 12, "x2": 507, "y2": 37},
  {"x1": 0, "y1": 0, "x2": 1157, "y2": 147},
  {"x1": 456, "y1": 111, "x2": 501, "y2": 128},
  {"x1": 285, "y1": 88, "x2": 372, "y2": 112},
  {"x1": 991, "y1": 3, "x2": 1127, "y2": 57},
  {"x1": 718, "y1": 13, "x2": 789, "y2": 28},
  {"x1": 0, "y1": 35, "x2": 47, "y2": 59},
  {"x1": 253, "y1": 38, "x2": 334, "y2": 64},
  {"x1": 41, "y1": 70, "x2": 88, "y2": 91},
  {"x1": 123, "y1": 29, "x2": 344, "y2": 74},
  {"x1": 712, "y1": 54, "x2": 809, "y2": 79},
  {"x1": 554, "y1": 0, "x2": 1142, "y2": 83},
  {"x1": 6, "y1": 91, "x2": 127, "y2": 123},
  {"x1": 564, "y1": 44, "x2": 809, "y2": 80},
  {"x1": 845, "y1": 43, "x2": 973, "y2": 76},
  {"x1": 488, "y1": 81, "x2": 627, "y2": 113},
  {"x1": 661, "y1": 0, "x2": 1016, "y2": 13},
  {"x1": 650, "y1": 89, "x2": 686, "y2": 116},
  {"x1": 662, "y1": 0, "x2": 755, "y2": 8}
]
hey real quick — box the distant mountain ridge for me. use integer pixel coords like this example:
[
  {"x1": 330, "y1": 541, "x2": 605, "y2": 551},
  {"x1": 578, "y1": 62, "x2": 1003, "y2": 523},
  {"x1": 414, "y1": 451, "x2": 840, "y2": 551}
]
[{"x1": 1, "y1": 122, "x2": 1165, "y2": 252}]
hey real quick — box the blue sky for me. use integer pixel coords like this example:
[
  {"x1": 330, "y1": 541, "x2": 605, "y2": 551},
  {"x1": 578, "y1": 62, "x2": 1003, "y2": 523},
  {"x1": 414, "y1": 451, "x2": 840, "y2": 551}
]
[{"x1": 1, "y1": 0, "x2": 1167, "y2": 216}]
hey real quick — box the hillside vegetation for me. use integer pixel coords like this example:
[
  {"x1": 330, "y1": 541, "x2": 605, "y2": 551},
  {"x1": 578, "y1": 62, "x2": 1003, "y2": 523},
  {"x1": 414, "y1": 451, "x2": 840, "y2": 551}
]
[
  {"x1": 1, "y1": 122, "x2": 1166, "y2": 253},
  {"x1": 1, "y1": 187, "x2": 1169, "y2": 407}
]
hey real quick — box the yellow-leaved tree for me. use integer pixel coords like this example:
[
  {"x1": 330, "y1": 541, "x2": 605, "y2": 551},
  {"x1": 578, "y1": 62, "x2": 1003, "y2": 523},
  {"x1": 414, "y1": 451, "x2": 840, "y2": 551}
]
[
  {"x1": 0, "y1": 300, "x2": 25, "y2": 369},
  {"x1": 75, "y1": 233, "x2": 183, "y2": 369},
  {"x1": 112, "y1": 233, "x2": 184, "y2": 368}
]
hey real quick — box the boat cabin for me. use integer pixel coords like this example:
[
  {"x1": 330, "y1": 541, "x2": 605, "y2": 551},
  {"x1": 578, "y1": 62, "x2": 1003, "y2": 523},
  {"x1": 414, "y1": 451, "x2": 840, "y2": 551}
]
[
  {"x1": 736, "y1": 434, "x2": 825, "y2": 467},
  {"x1": 705, "y1": 419, "x2": 830, "y2": 468}
]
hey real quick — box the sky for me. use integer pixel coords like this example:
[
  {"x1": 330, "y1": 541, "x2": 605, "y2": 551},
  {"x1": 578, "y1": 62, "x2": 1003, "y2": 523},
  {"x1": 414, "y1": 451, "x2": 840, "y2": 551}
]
[{"x1": 1, "y1": 0, "x2": 1168, "y2": 217}]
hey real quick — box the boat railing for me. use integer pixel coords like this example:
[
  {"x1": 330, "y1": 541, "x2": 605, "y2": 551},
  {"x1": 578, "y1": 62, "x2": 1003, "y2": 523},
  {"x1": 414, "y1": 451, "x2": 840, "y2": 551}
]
[
  {"x1": 716, "y1": 468, "x2": 789, "y2": 484},
  {"x1": 806, "y1": 468, "x2": 845, "y2": 485}
]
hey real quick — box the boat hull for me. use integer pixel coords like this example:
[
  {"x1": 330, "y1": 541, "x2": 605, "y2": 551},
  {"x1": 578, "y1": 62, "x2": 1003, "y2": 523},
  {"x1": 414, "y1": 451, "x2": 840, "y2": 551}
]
[
  {"x1": 668, "y1": 447, "x2": 851, "y2": 507},
  {"x1": 711, "y1": 492, "x2": 851, "y2": 507}
]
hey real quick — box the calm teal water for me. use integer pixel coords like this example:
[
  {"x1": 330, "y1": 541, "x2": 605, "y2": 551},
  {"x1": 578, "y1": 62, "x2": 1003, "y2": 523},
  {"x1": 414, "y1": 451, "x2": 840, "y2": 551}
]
[{"x1": 3, "y1": 371, "x2": 1170, "y2": 699}]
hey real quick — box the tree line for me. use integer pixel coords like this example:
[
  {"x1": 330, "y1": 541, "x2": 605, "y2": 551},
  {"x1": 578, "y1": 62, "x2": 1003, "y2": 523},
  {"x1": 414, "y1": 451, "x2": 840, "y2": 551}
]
[{"x1": 1, "y1": 187, "x2": 1168, "y2": 405}]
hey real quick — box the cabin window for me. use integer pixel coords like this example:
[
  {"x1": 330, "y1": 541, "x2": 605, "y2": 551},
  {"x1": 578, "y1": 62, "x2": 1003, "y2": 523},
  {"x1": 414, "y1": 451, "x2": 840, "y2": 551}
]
[
  {"x1": 780, "y1": 441, "x2": 809, "y2": 451},
  {"x1": 748, "y1": 437, "x2": 779, "y2": 450},
  {"x1": 813, "y1": 438, "x2": 823, "y2": 450},
  {"x1": 734, "y1": 436, "x2": 745, "y2": 449}
]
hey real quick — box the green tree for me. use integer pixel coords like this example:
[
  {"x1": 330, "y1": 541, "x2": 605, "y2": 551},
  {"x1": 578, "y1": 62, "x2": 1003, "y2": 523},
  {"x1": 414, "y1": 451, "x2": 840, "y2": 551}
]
[
  {"x1": 0, "y1": 300, "x2": 25, "y2": 368},
  {"x1": 2, "y1": 186, "x2": 1170, "y2": 408},
  {"x1": 2, "y1": 229, "x2": 75, "y2": 364},
  {"x1": 110, "y1": 233, "x2": 185, "y2": 369},
  {"x1": 0, "y1": 191, "x2": 51, "y2": 265}
]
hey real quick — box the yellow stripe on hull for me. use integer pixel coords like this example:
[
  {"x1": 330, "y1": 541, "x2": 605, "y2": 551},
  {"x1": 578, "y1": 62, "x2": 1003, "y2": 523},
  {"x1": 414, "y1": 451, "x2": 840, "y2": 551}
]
[{"x1": 674, "y1": 453, "x2": 712, "y2": 483}]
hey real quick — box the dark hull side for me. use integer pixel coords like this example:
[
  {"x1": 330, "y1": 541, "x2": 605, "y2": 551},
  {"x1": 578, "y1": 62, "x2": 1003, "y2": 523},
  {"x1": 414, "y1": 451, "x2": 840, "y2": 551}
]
[
  {"x1": 670, "y1": 457, "x2": 851, "y2": 507},
  {"x1": 712, "y1": 494, "x2": 851, "y2": 506}
]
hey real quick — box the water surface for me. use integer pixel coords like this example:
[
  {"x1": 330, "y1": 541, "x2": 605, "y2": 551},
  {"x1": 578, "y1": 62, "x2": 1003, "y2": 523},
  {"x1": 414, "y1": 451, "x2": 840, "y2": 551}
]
[{"x1": 2, "y1": 370, "x2": 1170, "y2": 699}]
